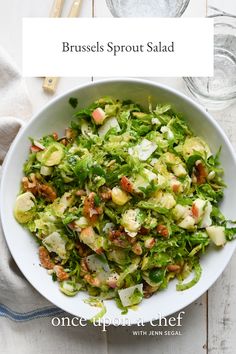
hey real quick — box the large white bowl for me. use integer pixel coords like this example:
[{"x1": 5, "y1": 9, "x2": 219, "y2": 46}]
[{"x1": 1, "y1": 79, "x2": 236, "y2": 325}]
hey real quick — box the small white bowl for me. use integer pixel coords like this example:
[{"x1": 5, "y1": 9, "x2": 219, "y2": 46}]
[{"x1": 1, "y1": 79, "x2": 236, "y2": 325}]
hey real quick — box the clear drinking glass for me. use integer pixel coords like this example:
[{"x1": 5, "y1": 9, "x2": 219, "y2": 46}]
[
  {"x1": 106, "y1": 0, "x2": 190, "y2": 17},
  {"x1": 184, "y1": 16, "x2": 236, "y2": 110}
]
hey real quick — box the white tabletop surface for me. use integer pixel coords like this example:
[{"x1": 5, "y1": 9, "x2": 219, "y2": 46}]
[{"x1": 0, "y1": 1, "x2": 236, "y2": 354}]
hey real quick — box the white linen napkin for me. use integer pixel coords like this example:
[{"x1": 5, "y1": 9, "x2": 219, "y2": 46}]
[
  {"x1": 0, "y1": 46, "x2": 63, "y2": 320},
  {"x1": 0, "y1": 46, "x2": 32, "y2": 162}
]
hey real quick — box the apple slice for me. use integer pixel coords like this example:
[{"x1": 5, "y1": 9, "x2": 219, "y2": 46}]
[
  {"x1": 92, "y1": 108, "x2": 106, "y2": 125},
  {"x1": 206, "y1": 226, "x2": 226, "y2": 246}
]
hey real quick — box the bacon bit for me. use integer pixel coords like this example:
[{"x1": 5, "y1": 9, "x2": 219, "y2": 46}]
[
  {"x1": 39, "y1": 246, "x2": 54, "y2": 270},
  {"x1": 84, "y1": 274, "x2": 101, "y2": 287},
  {"x1": 191, "y1": 203, "x2": 199, "y2": 219},
  {"x1": 52, "y1": 132, "x2": 58, "y2": 141},
  {"x1": 54, "y1": 265, "x2": 69, "y2": 281},
  {"x1": 139, "y1": 227, "x2": 149, "y2": 235},
  {"x1": 30, "y1": 145, "x2": 42, "y2": 153},
  {"x1": 120, "y1": 176, "x2": 133, "y2": 193},
  {"x1": 195, "y1": 161, "x2": 208, "y2": 185},
  {"x1": 132, "y1": 242, "x2": 143, "y2": 255},
  {"x1": 83, "y1": 192, "x2": 103, "y2": 224},
  {"x1": 76, "y1": 241, "x2": 91, "y2": 257},
  {"x1": 109, "y1": 229, "x2": 124, "y2": 239},
  {"x1": 99, "y1": 186, "x2": 112, "y2": 201},
  {"x1": 157, "y1": 224, "x2": 169, "y2": 237},
  {"x1": 109, "y1": 229, "x2": 136, "y2": 248},
  {"x1": 167, "y1": 264, "x2": 181, "y2": 273},
  {"x1": 75, "y1": 189, "x2": 86, "y2": 197},
  {"x1": 60, "y1": 138, "x2": 68, "y2": 146}
]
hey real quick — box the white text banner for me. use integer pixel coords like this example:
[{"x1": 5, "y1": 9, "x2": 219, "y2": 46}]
[{"x1": 22, "y1": 18, "x2": 214, "y2": 77}]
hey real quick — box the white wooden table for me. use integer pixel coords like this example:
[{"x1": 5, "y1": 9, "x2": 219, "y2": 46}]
[{"x1": 0, "y1": 1, "x2": 236, "y2": 353}]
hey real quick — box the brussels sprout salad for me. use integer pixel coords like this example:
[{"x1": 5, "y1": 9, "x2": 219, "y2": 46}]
[{"x1": 14, "y1": 97, "x2": 236, "y2": 315}]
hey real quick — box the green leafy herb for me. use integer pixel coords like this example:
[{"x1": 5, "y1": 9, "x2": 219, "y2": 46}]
[{"x1": 69, "y1": 97, "x2": 78, "y2": 109}]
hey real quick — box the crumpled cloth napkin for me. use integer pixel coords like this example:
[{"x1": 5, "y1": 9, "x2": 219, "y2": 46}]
[{"x1": 0, "y1": 47, "x2": 63, "y2": 320}]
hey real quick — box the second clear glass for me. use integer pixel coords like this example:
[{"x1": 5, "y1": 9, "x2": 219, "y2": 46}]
[
  {"x1": 106, "y1": 0, "x2": 190, "y2": 17},
  {"x1": 184, "y1": 15, "x2": 236, "y2": 110}
]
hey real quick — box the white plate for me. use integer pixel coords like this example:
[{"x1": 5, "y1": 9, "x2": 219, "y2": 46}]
[{"x1": 1, "y1": 78, "x2": 236, "y2": 324}]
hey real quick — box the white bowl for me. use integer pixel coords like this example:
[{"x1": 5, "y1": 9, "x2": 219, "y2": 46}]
[{"x1": 1, "y1": 79, "x2": 236, "y2": 325}]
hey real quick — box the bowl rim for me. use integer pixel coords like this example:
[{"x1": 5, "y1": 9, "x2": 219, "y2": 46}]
[{"x1": 1, "y1": 77, "x2": 236, "y2": 324}]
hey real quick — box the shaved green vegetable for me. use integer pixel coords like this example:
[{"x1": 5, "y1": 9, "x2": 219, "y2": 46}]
[
  {"x1": 41, "y1": 143, "x2": 64, "y2": 166},
  {"x1": 84, "y1": 298, "x2": 107, "y2": 323},
  {"x1": 14, "y1": 192, "x2": 36, "y2": 223},
  {"x1": 176, "y1": 263, "x2": 202, "y2": 291}
]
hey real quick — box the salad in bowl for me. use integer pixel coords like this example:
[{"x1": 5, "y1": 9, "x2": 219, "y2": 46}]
[{"x1": 14, "y1": 96, "x2": 236, "y2": 316}]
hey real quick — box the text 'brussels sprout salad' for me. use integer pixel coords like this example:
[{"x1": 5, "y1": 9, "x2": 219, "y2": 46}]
[{"x1": 14, "y1": 97, "x2": 236, "y2": 316}]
